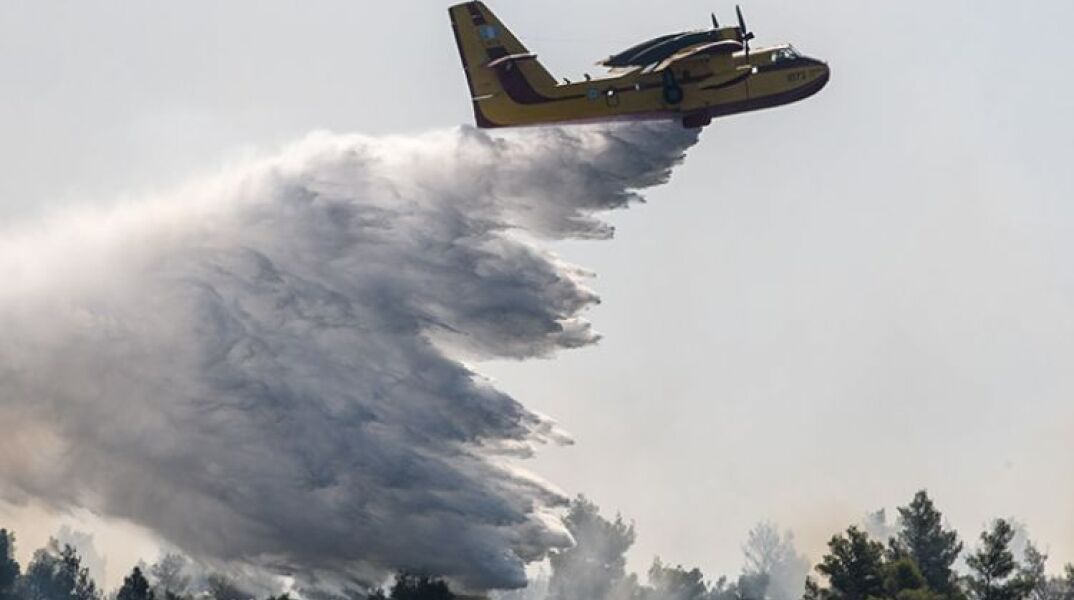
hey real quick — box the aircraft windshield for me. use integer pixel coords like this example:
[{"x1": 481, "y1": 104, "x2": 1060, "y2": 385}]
[{"x1": 771, "y1": 47, "x2": 800, "y2": 63}]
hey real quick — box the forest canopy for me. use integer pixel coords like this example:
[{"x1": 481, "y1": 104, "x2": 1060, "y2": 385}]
[{"x1": 0, "y1": 491, "x2": 1070, "y2": 600}]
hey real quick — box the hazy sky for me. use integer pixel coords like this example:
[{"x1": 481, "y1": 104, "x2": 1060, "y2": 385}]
[{"x1": 2, "y1": 0, "x2": 1073, "y2": 588}]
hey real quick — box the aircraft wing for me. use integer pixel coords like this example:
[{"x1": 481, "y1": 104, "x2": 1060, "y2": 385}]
[{"x1": 653, "y1": 39, "x2": 743, "y2": 72}]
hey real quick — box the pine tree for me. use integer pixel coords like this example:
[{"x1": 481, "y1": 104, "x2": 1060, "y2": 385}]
[
  {"x1": 883, "y1": 558, "x2": 944, "y2": 600},
  {"x1": 148, "y1": 554, "x2": 190, "y2": 599},
  {"x1": 815, "y1": 527, "x2": 887, "y2": 600},
  {"x1": 1050, "y1": 565, "x2": 1074, "y2": 600},
  {"x1": 22, "y1": 541, "x2": 99, "y2": 600},
  {"x1": 117, "y1": 568, "x2": 154, "y2": 600},
  {"x1": 965, "y1": 520, "x2": 1029, "y2": 600},
  {"x1": 894, "y1": 492, "x2": 963, "y2": 595},
  {"x1": 884, "y1": 558, "x2": 926, "y2": 596},
  {"x1": 646, "y1": 560, "x2": 709, "y2": 600},
  {"x1": 1019, "y1": 543, "x2": 1048, "y2": 600},
  {"x1": 549, "y1": 496, "x2": 637, "y2": 600},
  {"x1": 0, "y1": 530, "x2": 20, "y2": 600},
  {"x1": 803, "y1": 577, "x2": 828, "y2": 600}
]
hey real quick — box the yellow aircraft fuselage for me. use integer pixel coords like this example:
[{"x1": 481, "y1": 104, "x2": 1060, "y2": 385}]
[{"x1": 449, "y1": 2, "x2": 830, "y2": 129}]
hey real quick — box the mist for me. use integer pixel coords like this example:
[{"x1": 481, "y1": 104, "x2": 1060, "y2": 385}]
[{"x1": 0, "y1": 123, "x2": 698, "y2": 592}]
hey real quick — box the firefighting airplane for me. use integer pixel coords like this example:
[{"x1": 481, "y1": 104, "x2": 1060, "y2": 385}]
[{"x1": 449, "y1": 2, "x2": 829, "y2": 129}]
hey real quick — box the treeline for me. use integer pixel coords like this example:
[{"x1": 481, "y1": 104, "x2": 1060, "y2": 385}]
[
  {"x1": 522, "y1": 496, "x2": 810, "y2": 600},
  {"x1": 804, "y1": 493, "x2": 1074, "y2": 600},
  {"x1": 536, "y1": 491, "x2": 1074, "y2": 600},
  {"x1": 1, "y1": 491, "x2": 1072, "y2": 600},
  {"x1": 0, "y1": 538, "x2": 444, "y2": 600}
]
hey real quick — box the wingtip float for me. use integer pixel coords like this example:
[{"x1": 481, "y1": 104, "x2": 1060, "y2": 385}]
[{"x1": 449, "y1": 1, "x2": 829, "y2": 130}]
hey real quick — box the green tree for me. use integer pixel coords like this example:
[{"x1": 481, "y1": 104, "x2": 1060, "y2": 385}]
[
  {"x1": 646, "y1": 559, "x2": 708, "y2": 600},
  {"x1": 117, "y1": 568, "x2": 154, "y2": 600},
  {"x1": 815, "y1": 527, "x2": 887, "y2": 600},
  {"x1": 22, "y1": 541, "x2": 99, "y2": 600},
  {"x1": 148, "y1": 554, "x2": 190, "y2": 600},
  {"x1": 1033, "y1": 564, "x2": 1074, "y2": 600},
  {"x1": 965, "y1": 520, "x2": 1029, "y2": 600},
  {"x1": 882, "y1": 558, "x2": 945, "y2": 600},
  {"x1": 0, "y1": 530, "x2": 20, "y2": 600},
  {"x1": 803, "y1": 577, "x2": 828, "y2": 600},
  {"x1": 894, "y1": 492, "x2": 963, "y2": 595},
  {"x1": 549, "y1": 496, "x2": 638, "y2": 600},
  {"x1": 1019, "y1": 543, "x2": 1049, "y2": 600},
  {"x1": 1058, "y1": 566, "x2": 1074, "y2": 600},
  {"x1": 884, "y1": 558, "x2": 926, "y2": 596}
]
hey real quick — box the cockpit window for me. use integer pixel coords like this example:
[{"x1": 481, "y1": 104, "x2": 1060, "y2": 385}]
[{"x1": 771, "y1": 47, "x2": 800, "y2": 63}]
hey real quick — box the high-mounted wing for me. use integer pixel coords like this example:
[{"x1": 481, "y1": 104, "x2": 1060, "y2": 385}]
[
  {"x1": 600, "y1": 7, "x2": 752, "y2": 69},
  {"x1": 600, "y1": 30, "x2": 735, "y2": 68},
  {"x1": 653, "y1": 39, "x2": 743, "y2": 71}
]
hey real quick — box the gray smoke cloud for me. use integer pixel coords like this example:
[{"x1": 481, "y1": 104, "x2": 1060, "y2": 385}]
[{"x1": 0, "y1": 123, "x2": 698, "y2": 591}]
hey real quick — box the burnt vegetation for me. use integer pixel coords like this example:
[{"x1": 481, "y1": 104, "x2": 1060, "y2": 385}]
[{"x1": 0, "y1": 491, "x2": 1071, "y2": 600}]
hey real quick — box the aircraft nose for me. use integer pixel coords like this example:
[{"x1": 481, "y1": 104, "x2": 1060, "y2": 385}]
[
  {"x1": 809, "y1": 59, "x2": 831, "y2": 90},
  {"x1": 795, "y1": 59, "x2": 830, "y2": 101}
]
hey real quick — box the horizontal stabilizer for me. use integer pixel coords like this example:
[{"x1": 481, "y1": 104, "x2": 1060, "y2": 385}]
[{"x1": 486, "y1": 52, "x2": 539, "y2": 68}]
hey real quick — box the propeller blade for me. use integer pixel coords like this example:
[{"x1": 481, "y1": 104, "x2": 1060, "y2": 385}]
[
  {"x1": 711, "y1": 12, "x2": 719, "y2": 28},
  {"x1": 735, "y1": 4, "x2": 755, "y2": 53}
]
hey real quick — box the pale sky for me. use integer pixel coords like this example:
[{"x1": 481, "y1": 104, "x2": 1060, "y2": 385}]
[{"x1": 2, "y1": 0, "x2": 1073, "y2": 589}]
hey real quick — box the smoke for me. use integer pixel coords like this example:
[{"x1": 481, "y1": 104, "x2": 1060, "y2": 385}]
[
  {"x1": 0, "y1": 123, "x2": 698, "y2": 592},
  {"x1": 741, "y1": 523, "x2": 810, "y2": 600},
  {"x1": 54, "y1": 526, "x2": 107, "y2": 589}
]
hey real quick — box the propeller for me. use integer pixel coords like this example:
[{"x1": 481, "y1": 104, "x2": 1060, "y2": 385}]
[
  {"x1": 736, "y1": 5, "x2": 756, "y2": 53},
  {"x1": 711, "y1": 12, "x2": 719, "y2": 28}
]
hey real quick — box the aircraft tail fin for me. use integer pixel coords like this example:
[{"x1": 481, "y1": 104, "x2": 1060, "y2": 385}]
[{"x1": 449, "y1": 2, "x2": 559, "y2": 127}]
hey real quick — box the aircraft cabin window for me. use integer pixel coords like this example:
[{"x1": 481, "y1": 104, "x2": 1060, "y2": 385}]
[{"x1": 771, "y1": 48, "x2": 800, "y2": 63}]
